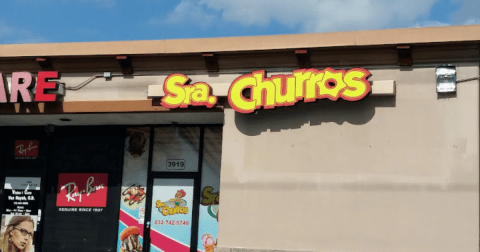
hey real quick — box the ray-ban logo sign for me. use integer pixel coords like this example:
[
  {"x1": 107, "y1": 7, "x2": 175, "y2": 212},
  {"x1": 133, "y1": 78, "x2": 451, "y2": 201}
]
[{"x1": 14, "y1": 140, "x2": 39, "y2": 157}]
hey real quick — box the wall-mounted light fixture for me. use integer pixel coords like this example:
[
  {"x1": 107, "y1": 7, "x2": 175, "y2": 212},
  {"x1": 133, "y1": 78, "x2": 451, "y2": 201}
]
[{"x1": 436, "y1": 65, "x2": 456, "y2": 93}]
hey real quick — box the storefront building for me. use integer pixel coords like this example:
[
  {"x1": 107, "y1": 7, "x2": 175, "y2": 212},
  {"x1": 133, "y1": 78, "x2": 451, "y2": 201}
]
[{"x1": 0, "y1": 25, "x2": 478, "y2": 252}]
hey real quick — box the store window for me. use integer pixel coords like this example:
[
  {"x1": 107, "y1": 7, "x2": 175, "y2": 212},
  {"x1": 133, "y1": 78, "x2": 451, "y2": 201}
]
[
  {"x1": 117, "y1": 125, "x2": 222, "y2": 252},
  {"x1": 41, "y1": 127, "x2": 125, "y2": 252},
  {"x1": 197, "y1": 126, "x2": 222, "y2": 252},
  {"x1": 117, "y1": 127, "x2": 149, "y2": 252},
  {"x1": 0, "y1": 127, "x2": 49, "y2": 252}
]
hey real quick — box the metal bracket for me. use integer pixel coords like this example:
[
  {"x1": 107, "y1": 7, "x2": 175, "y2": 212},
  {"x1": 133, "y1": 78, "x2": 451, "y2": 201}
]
[
  {"x1": 36, "y1": 57, "x2": 52, "y2": 70},
  {"x1": 203, "y1": 53, "x2": 219, "y2": 72},
  {"x1": 295, "y1": 49, "x2": 311, "y2": 69},
  {"x1": 397, "y1": 45, "x2": 412, "y2": 66},
  {"x1": 116, "y1": 55, "x2": 133, "y2": 74}
]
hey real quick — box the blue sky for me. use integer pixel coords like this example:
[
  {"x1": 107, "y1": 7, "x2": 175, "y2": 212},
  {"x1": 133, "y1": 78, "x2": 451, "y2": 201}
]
[{"x1": 0, "y1": 0, "x2": 478, "y2": 44}]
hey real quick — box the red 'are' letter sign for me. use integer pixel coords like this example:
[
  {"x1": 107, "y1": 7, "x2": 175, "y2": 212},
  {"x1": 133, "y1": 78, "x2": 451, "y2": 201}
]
[
  {"x1": 10, "y1": 72, "x2": 34, "y2": 102},
  {"x1": 0, "y1": 73, "x2": 8, "y2": 103},
  {"x1": 35, "y1": 71, "x2": 59, "y2": 102}
]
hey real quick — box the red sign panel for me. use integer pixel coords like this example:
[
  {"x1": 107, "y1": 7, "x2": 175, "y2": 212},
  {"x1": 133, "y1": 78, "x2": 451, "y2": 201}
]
[
  {"x1": 57, "y1": 173, "x2": 108, "y2": 207},
  {"x1": 14, "y1": 140, "x2": 39, "y2": 157}
]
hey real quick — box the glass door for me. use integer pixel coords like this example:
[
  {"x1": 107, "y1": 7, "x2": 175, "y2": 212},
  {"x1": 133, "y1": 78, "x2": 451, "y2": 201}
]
[
  {"x1": 148, "y1": 178, "x2": 195, "y2": 252},
  {"x1": 142, "y1": 126, "x2": 203, "y2": 252}
]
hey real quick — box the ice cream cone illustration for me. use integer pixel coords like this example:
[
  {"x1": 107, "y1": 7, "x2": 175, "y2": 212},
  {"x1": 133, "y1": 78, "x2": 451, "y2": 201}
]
[
  {"x1": 201, "y1": 233, "x2": 216, "y2": 252},
  {"x1": 204, "y1": 244, "x2": 214, "y2": 252},
  {"x1": 120, "y1": 226, "x2": 142, "y2": 252}
]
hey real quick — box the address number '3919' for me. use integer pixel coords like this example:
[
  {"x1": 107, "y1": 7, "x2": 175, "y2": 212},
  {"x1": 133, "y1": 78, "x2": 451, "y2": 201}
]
[{"x1": 166, "y1": 159, "x2": 186, "y2": 170}]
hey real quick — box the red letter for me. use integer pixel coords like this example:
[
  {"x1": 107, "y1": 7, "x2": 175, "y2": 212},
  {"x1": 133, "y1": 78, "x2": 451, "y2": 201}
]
[
  {"x1": 10, "y1": 72, "x2": 34, "y2": 102},
  {"x1": 35, "y1": 71, "x2": 59, "y2": 102}
]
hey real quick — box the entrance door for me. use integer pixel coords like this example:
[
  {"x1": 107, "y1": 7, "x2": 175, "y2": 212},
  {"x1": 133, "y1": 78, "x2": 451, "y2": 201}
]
[
  {"x1": 147, "y1": 177, "x2": 197, "y2": 252},
  {"x1": 142, "y1": 126, "x2": 203, "y2": 252}
]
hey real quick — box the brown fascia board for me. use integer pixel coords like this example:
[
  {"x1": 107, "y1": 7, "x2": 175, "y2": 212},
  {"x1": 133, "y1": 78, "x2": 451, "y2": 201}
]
[
  {"x1": 0, "y1": 25, "x2": 480, "y2": 58},
  {"x1": 0, "y1": 100, "x2": 223, "y2": 114}
]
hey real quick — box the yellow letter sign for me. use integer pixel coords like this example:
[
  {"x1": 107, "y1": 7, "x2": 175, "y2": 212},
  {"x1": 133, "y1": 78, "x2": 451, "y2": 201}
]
[
  {"x1": 228, "y1": 68, "x2": 371, "y2": 113},
  {"x1": 160, "y1": 74, "x2": 218, "y2": 109},
  {"x1": 159, "y1": 68, "x2": 371, "y2": 113}
]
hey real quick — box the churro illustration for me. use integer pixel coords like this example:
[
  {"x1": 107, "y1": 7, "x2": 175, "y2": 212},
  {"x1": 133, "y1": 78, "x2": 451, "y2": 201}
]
[{"x1": 123, "y1": 185, "x2": 146, "y2": 206}]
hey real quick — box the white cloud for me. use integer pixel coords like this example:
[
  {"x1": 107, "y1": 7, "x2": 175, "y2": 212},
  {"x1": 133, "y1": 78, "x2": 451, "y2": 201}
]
[
  {"x1": 0, "y1": 21, "x2": 47, "y2": 44},
  {"x1": 463, "y1": 18, "x2": 480, "y2": 25},
  {"x1": 196, "y1": 0, "x2": 440, "y2": 32},
  {"x1": 156, "y1": 0, "x2": 215, "y2": 29},
  {"x1": 397, "y1": 0, "x2": 480, "y2": 28},
  {"x1": 413, "y1": 20, "x2": 451, "y2": 28},
  {"x1": 450, "y1": 0, "x2": 480, "y2": 25}
]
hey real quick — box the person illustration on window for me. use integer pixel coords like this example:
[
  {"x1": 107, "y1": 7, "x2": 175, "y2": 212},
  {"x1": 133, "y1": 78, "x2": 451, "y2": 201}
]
[
  {"x1": 175, "y1": 190, "x2": 186, "y2": 206},
  {"x1": 2, "y1": 216, "x2": 35, "y2": 252}
]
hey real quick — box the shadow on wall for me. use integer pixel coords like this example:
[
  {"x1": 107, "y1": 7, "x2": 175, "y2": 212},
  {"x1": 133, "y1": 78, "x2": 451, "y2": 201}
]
[{"x1": 234, "y1": 95, "x2": 396, "y2": 136}]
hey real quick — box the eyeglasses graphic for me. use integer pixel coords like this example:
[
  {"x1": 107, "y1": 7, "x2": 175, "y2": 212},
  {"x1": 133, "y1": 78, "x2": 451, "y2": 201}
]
[{"x1": 13, "y1": 226, "x2": 33, "y2": 239}]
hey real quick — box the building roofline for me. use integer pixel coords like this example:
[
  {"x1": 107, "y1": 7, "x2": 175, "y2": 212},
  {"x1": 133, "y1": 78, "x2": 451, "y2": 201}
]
[{"x1": 0, "y1": 25, "x2": 480, "y2": 58}]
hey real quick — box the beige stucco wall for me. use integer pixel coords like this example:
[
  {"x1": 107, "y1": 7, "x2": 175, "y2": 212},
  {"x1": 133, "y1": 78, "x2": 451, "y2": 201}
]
[{"x1": 218, "y1": 65, "x2": 479, "y2": 252}]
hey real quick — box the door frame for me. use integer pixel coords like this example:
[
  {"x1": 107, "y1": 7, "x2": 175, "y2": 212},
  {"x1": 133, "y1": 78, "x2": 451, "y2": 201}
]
[{"x1": 143, "y1": 126, "x2": 205, "y2": 252}]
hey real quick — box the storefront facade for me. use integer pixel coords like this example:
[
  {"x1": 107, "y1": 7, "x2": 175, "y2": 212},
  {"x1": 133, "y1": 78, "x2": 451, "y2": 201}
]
[{"x1": 0, "y1": 25, "x2": 478, "y2": 252}]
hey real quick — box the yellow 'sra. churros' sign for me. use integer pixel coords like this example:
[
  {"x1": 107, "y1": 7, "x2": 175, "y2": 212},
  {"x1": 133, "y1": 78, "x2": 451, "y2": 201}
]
[{"x1": 160, "y1": 68, "x2": 371, "y2": 114}]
